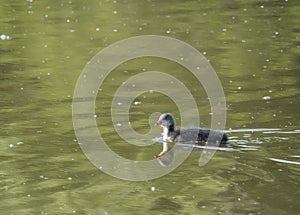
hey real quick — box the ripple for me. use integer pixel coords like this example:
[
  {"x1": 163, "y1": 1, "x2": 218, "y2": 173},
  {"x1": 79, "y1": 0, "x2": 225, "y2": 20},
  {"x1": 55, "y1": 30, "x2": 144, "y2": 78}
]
[{"x1": 269, "y1": 158, "x2": 300, "y2": 165}]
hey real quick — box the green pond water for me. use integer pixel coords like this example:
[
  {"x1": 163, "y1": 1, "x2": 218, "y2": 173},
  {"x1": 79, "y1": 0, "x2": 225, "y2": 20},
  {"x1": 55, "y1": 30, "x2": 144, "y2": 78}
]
[{"x1": 1, "y1": 0, "x2": 299, "y2": 214}]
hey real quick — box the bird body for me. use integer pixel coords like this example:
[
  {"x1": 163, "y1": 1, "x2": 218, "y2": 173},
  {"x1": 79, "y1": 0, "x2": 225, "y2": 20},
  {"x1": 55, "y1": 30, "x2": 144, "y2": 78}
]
[{"x1": 155, "y1": 113, "x2": 228, "y2": 158}]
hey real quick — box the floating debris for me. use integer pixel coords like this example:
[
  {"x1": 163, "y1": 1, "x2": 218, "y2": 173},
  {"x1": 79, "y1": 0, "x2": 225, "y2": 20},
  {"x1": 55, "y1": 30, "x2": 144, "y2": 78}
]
[
  {"x1": 263, "y1": 96, "x2": 271, "y2": 100},
  {"x1": 0, "y1": 34, "x2": 11, "y2": 40}
]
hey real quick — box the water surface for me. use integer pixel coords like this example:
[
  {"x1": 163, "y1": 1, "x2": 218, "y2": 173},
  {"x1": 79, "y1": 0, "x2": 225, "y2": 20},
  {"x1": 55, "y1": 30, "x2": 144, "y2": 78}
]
[{"x1": 1, "y1": 0, "x2": 299, "y2": 214}]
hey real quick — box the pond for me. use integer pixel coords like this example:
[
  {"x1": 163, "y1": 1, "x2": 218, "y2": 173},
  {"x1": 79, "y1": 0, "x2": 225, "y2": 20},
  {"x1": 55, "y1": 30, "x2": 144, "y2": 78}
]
[{"x1": 1, "y1": 0, "x2": 299, "y2": 214}]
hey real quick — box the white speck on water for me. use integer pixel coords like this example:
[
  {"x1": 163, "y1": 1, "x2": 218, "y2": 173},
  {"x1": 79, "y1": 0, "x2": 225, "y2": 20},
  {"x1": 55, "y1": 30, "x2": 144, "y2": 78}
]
[
  {"x1": 237, "y1": 86, "x2": 242, "y2": 90},
  {"x1": 116, "y1": 123, "x2": 122, "y2": 127},
  {"x1": 134, "y1": 101, "x2": 141, "y2": 105},
  {"x1": 263, "y1": 96, "x2": 271, "y2": 100},
  {"x1": 9, "y1": 144, "x2": 14, "y2": 148},
  {"x1": 113, "y1": 10, "x2": 117, "y2": 14},
  {"x1": 117, "y1": 102, "x2": 122, "y2": 105},
  {"x1": 222, "y1": 28, "x2": 227, "y2": 32},
  {"x1": 66, "y1": 19, "x2": 70, "y2": 23},
  {"x1": 1, "y1": 34, "x2": 11, "y2": 40},
  {"x1": 132, "y1": 84, "x2": 136, "y2": 87},
  {"x1": 40, "y1": 175, "x2": 48, "y2": 180},
  {"x1": 27, "y1": 194, "x2": 31, "y2": 197},
  {"x1": 68, "y1": 177, "x2": 72, "y2": 180},
  {"x1": 70, "y1": 29, "x2": 75, "y2": 33},
  {"x1": 113, "y1": 29, "x2": 118, "y2": 33},
  {"x1": 93, "y1": 114, "x2": 97, "y2": 118},
  {"x1": 180, "y1": 57, "x2": 184, "y2": 61},
  {"x1": 166, "y1": 28, "x2": 172, "y2": 34},
  {"x1": 260, "y1": 5, "x2": 264, "y2": 9},
  {"x1": 203, "y1": 51, "x2": 207, "y2": 55},
  {"x1": 274, "y1": 31, "x2": 279, "y2": 35},
  {"x1": 96, "y1": 27, "x2": 101, "y2": 31},
  {"x1": 150, "y1": 186, "x2": 155, "y2": 191},
  {"x1": 17, "y1": 141, "x2": 23, "y2": 145}
]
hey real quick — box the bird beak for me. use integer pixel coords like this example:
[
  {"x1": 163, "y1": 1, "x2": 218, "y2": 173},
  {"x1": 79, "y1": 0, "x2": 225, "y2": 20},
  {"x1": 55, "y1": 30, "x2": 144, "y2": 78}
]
[{"x1": 155, "y1": 120, "x2": 161, "y2": 126}]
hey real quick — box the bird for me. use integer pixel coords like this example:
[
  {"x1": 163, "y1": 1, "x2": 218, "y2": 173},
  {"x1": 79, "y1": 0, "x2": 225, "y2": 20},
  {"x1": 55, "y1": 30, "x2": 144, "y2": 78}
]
[{"x1": 155, "y1": 113, "x2": 228, "y2": 158}]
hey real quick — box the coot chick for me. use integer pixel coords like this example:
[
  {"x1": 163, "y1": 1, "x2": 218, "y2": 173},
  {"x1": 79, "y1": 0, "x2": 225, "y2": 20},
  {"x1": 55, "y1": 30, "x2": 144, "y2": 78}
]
[{"x1": 155, "y1": 113, "x2": 228, "y2": 158}]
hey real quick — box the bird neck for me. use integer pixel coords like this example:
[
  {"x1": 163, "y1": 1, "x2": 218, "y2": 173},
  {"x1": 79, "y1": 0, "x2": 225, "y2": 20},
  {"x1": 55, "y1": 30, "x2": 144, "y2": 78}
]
[
  {"x1": 163, "y1": 127, "x2": 169, "y2": 141},
  {"x1": 169, "y1": 125, "x2": 174, "y2": 132},
  {"x1": 162, "y1": 125, "x2": 174, "y2": 141}
]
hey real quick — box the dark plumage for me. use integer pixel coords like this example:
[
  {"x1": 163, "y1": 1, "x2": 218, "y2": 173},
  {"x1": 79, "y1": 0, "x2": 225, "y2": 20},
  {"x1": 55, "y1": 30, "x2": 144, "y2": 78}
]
[
  {"x1": 155, "y1": 113, "x2": 228, "y2": 158},
  {"x1": 168, "y1": 127, "x2": 228, "y2": 144}
]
